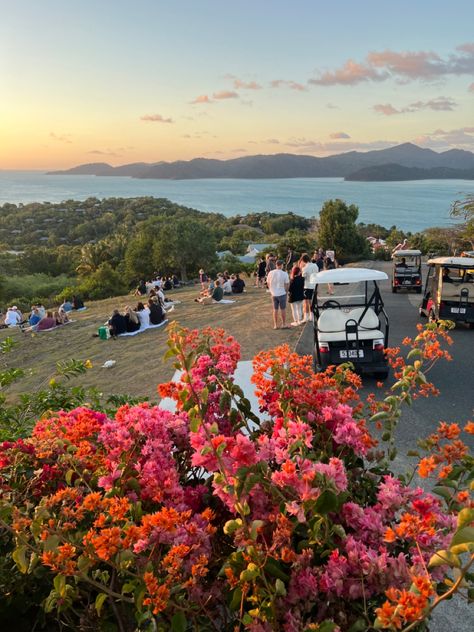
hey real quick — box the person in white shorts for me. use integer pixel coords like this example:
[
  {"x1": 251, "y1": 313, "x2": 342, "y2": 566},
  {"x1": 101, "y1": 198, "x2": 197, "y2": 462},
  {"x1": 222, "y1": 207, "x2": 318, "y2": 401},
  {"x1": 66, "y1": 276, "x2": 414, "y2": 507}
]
[{"x1": 266, "y1": 260, "x2": 290, "y2": 329}]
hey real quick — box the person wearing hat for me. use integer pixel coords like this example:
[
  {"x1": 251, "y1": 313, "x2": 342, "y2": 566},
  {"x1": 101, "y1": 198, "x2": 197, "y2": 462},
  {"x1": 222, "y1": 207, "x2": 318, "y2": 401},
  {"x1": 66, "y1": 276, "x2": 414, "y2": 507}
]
[{"x1": 4, "y1": 306, "x2": 22, "y2": 327}]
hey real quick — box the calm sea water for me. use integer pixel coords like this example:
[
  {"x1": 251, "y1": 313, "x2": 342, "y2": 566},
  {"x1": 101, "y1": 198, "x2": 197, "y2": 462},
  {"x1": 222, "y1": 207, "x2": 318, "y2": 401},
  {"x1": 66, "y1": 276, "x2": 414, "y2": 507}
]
[{"x1": 1, "y1": 171, "x2": 473, "y2": 232}]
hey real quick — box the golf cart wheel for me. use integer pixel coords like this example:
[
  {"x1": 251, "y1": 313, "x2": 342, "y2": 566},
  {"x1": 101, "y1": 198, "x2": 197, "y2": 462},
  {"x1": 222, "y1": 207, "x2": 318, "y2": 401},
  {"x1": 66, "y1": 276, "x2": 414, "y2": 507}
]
[
  {"x1": 391, "y1": 285, "x2": 397, "y2": 293},
  {"x1": 375, "y1": 370, "x2": 389, "y2": 380},
  {"x1": 416, "y1": 287, "x2": 422, "y2": 294},
  {"x1": 469, "y1": 323, "x2": 474, "y2": 330}
]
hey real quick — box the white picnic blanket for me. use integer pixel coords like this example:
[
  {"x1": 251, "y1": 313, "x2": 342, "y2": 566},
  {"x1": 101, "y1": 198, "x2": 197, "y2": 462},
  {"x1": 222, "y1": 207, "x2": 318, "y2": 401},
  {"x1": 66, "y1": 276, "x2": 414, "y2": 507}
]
[
  {"x1": 118, "y1": 319, "x2": 168, "y2": 337},
  {"x1": 214, "y1": 299, "x2": 235, "y2": 304}
]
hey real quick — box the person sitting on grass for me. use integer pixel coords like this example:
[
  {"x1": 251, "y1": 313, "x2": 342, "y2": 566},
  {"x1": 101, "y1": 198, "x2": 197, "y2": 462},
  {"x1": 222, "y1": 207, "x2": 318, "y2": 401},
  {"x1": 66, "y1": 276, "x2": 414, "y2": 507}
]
[
  {"x1": 195, "y1": 279, "x2": 224, "y2": 304},
  {"x1": 231, "y1": 273, "x2": 245, "y2": 294},
  {"x1": 60, "y1": 299, "x2": 73, "y2": 312},
  {"x1": 4, "y1": 306, "x2": 23, "y2": 327},
  {"x1": 72, "y1": 295, "x2": 85, "y2": 310},
  {"x1": 108, "y1": 309, "x2": 127, "y2": 337},
  {"x1": 125, "y1": 306, "x2": 140, "y2": 332},
  {"x1": 28, "y1": 307, "x2": 42, "y2": 327},
  {"x1": 57, "y1": 307, "x2": 69, "y2": 324},
  {"x1": 163, "y1": 277, "x2": 173, "y2": 291},
  {"x1": 36, "y1": 311, "x2": 57, "y2": 331},
  {"x1": 222, "y1": 277, "x2": 233, "y2": 295},
  {"x1": 133, "y1": 280, "x2": 147, "y2": 297},
  {"x1": 136, "y1": 301, "x2": 150, "y2": 328},
  {"x1": 148, "y1": 296, "x2": 165, "y2": 325}
]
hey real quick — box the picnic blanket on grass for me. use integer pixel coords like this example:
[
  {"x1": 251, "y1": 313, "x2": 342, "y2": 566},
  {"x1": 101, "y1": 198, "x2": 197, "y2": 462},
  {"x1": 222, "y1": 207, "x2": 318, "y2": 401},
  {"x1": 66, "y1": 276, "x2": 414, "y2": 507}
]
[
  {"x1": 118, "y1": 319, "x2": 168, "y2": 337},
  {"x1": 213, "y1": 299, "x2": 235, "y2": 304}
]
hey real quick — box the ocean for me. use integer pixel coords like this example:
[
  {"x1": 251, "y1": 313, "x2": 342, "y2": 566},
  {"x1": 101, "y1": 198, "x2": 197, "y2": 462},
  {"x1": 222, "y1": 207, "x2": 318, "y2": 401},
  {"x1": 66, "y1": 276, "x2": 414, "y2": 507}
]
[{"x1": 1, "y1": 170, "x2": 473, "y2": 232}]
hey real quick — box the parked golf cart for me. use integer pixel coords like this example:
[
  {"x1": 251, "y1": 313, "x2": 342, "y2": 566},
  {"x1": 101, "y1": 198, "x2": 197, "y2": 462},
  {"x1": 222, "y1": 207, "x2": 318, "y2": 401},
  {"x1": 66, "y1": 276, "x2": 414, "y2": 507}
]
[
  {"x1": 419, "y1": 256, "x2": 474, "y2": 327},
  {"x1": 391, "y1": 249, "x2": 422, "y2": 293},
  {"x1": 311, "y1": 268, "x2": 390, "y2": 379}
]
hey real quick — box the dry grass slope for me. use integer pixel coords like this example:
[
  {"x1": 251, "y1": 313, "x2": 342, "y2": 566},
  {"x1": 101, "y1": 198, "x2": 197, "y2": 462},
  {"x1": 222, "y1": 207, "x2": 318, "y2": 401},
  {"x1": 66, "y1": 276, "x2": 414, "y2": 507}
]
[{"x1": 1, "y1": 280, "x2": 302, "y2": 402}]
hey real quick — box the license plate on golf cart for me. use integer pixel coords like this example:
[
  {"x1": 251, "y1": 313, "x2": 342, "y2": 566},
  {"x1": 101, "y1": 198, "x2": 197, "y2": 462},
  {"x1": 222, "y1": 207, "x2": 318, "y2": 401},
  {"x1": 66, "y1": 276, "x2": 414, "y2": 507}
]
[
  {"x1": 451, "y1": 307, "x2": 466, "y2": 314},
  {"x1": 339, "y1": 350, "x2": 364, "y2": 359},
  {"x1": 403, "y1": 280, "x2": 411, "y2": 284}
]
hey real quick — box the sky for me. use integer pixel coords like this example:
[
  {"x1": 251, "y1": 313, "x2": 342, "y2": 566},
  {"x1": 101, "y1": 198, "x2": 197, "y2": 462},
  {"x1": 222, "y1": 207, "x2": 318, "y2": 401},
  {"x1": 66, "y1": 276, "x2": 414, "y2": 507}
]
[{"x1": 1, "y1": 0, "x2": 473, "y2": 169}]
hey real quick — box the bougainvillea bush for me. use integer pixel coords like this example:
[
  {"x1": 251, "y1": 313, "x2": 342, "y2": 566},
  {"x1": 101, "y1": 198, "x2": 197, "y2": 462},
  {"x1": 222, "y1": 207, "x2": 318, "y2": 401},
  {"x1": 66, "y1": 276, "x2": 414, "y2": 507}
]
[{"x1": 0, "y1": 323, "x2": 472, "y2": 631}]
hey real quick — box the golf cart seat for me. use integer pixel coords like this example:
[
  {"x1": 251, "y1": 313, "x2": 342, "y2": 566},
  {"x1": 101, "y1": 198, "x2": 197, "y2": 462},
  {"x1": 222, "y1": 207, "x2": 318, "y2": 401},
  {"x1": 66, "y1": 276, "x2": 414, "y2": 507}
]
[
  {"x1": 318, "y1": 307, "x2": 383, "y2": 342},
  {"x1": 441, "y1": 284, "x2": 471, "y2": 300}
]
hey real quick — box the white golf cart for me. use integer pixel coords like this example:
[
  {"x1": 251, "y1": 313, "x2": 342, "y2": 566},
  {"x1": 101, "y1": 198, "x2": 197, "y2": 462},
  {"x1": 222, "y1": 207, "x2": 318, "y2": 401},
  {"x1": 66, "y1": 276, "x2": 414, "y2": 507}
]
[
  {"x1": 391, "y1": 249, "x2": 422, "y2": 293},
  {"x1": 311, "y1": 268, "x2": 390, "y2": 379},
  {"x1": 420, "y1": 256, "x2": 474, "y2": 327}
]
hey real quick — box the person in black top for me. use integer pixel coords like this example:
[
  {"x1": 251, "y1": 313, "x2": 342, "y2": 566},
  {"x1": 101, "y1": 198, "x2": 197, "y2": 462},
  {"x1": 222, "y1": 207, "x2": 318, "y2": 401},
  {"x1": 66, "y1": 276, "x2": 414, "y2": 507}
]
[
  {"x1": 256, "y1": 257, "x2": 266, "y2": 287},
  {"x1": 125, "y1": 306, "x2": 140, "y2": 332},
  {"x1": 163, "y1": 277, "x2": 173, "y2": 291},
  {"x1": 288, "y1": 266, "x2": 305, "y2": 326},
  {"x1": 231, "y1": 273, "x2": 246, "y2": 294},
  {"x1": 148, "y1": 297, "x2": 165, "y2": 324},
  {"x1": 108, "y1": 309, "x2": 127, "y2": 336},
  {"x1": 286, "y1": 248, "x2": 297, "y2": 271},
  {"x1": 72, "y1": 295, "x2": 85, "y2": 310}
]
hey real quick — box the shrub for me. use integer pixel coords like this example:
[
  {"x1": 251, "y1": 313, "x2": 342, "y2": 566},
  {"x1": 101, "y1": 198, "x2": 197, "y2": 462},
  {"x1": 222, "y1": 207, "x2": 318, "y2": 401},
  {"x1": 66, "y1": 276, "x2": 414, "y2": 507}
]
[{"x1": 0, "y1": 324, "x2": 472, "y2": 631}]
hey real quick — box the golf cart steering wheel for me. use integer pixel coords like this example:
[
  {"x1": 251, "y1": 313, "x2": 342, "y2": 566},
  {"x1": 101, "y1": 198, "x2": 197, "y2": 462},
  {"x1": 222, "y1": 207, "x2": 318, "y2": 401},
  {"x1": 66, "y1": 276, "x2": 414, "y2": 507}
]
[{"x1": 321, "y1": 300, "x2": 341, "y2": 309}]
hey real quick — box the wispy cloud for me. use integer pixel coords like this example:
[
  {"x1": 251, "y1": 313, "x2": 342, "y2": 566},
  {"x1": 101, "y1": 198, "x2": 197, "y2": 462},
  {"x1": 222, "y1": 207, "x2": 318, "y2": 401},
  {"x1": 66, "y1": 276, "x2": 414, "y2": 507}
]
[
  {"x1": 88, "y1": 149, "x2": 120, "y2": 157},
  {"x1": 265, "y1": 138, "x2": 280, "y2": 144},
  {"x1": 50, "y1": 132, "x2": 72, "y2": 144},
  {"x1": 329, "y1": 132, "x2": 351, "y2": 139},
  {"x1": 233, "y1": 78, "x2": 262, "y2": 90},
  {"x1": 270, "y1": 79, "x2": 307, "y2": 91},
  {"x1": 140, "y1": 113, "x2": 173, "y2": 123},
  {"x1": 326, "y1": 103, "x2": 338, "y2": 109},
  {"x1": 373, "y1": 96, "x2": 457, "y2": 115},
  {"x1": 212, "y1": 90, "x2": 239, "y2": 100},
  {"x1": 190, "y1": 94, "x2": 213, "y2": 105},
  {"x1": 309, "y1": 43, "x2": 474, "y2": 86}
]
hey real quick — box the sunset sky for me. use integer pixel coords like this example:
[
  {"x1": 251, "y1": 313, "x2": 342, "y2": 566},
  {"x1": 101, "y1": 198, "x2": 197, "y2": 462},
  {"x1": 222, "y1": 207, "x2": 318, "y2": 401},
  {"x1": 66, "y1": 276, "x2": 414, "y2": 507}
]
[{"x1": 1, "y1": 0, "x2": 473, "y2": 169}]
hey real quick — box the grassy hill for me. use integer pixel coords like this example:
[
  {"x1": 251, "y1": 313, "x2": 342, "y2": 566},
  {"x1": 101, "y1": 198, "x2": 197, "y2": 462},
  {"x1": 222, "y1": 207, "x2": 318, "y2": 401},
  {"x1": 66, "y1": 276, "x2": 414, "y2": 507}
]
[{"x1": 0, "y1": 279, "x2": 302, "y2": 404}]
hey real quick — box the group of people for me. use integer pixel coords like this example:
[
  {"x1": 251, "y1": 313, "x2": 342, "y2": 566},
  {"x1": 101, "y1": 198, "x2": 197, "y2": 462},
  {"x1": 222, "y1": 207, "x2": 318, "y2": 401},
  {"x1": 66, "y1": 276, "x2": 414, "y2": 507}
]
[
  {"x1": 266, "y1": 249, "x2": 337, "y2": 329},
  {"x1": 0, "y1": 296, "x2": 85, "y2": 331},
  {"x1": 108, "y1": 296, "x2": 166, "y2": 336},
  {"x1": 196, "y1": 270, "x2": 245, "y2": 304},
  {"x1": 134, "y1": 275, "x2": 180, "y2": 297}
]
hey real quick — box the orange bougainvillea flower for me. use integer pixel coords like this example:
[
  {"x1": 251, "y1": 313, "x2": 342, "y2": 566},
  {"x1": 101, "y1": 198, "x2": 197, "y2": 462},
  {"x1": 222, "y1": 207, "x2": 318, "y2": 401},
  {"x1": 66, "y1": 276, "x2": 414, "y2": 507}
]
[
  {"x1": 464, "y1": 421, "x2": 474, "y2": 434},
  {"x1": 418, "y1": 456, "x2": 437, "y2": 478}
]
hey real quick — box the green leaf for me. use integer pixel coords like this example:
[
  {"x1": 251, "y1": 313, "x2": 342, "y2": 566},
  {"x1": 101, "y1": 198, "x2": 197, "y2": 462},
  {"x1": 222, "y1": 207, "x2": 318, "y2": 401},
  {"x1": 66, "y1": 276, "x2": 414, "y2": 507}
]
[
  {"x1": 264, "y1": 559, "x2": 289, "y2": 582},
  {"x1": 318, "y1": 622, "x2": 337, "y2": 632},
  {"x1": 12, "y1": 545, "x2": 28, "y2": 574},
  {"x1": 457, "y1": 508, "x2": 474, "y2": 529},
  {"x1": 189, "y1": 415, "x2": 200, "y2": 433},
  {"x1": 451, "y1": 526, "x2": 474, "y2": 548},
  {"x1": 315, "y1": 490, "x2": 338, "y2": 515},
  {"x1": 433, "y1": 486, "x2": 454, "y2": 502},
  {"x1": 429, "y1": 550, "x2": 460, "y2": 568},
  {"x1": 65, "y1": 469, "x2": 74, "y2": 485},
  {"x1": 348, "y1": 619, "x2": 368, "y2": 632},
  {"x1": 171, "y1": 611, "x2": 187, "y2": 632},
  {"x1": 229, "y1": 587, "x2": 242, "y2": 611},
  {"x1": 275, "y1": 578, "x2": 286, "y2": 596},
  {"x1": 95, "y1": 592, "x2": 107, "y2": 616}
]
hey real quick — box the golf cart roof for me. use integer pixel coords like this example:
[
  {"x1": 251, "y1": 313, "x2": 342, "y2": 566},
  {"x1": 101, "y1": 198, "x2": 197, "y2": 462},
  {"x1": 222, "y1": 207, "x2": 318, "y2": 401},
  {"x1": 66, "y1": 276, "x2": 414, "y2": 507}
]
[
  {"x1": 392, "y1": 250, "x2": 422, "y2": 257},
  {"x1": 427, "y1": 256, "x2": 474, "y2": 268},
  {"x1": 311, "y1": 268, "x2": 388, "y2": 284}
]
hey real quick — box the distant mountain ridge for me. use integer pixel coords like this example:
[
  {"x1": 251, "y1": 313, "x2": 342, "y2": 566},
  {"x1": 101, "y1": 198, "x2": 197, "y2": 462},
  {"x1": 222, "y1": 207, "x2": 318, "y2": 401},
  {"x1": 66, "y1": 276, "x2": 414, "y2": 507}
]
[{"x1": 47, "y1": 143, "x2": 474, "y2": 181}]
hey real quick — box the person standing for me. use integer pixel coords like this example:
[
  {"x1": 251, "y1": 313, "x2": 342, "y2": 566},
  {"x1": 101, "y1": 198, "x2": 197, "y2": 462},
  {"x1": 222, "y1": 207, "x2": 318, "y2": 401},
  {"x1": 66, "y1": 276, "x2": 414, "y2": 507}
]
[
  {"x1": 266, "y1": 260, "x2": 290, "y2": 329},
  {"x1": 324, "y1": 256, "x2": 336, "y2": 295},
  {"x1": 285, "y1": 248, "x2": 297, "y2": 271},
  {"x1": 288, "y1": 266, "x2": 305, "y2": 326},
  {"x1": 299, "y1": 254, "x2": 319, "y2": 322},
  {"x1": 256, "y1": 257, "x2": 266, "y2": 287}
]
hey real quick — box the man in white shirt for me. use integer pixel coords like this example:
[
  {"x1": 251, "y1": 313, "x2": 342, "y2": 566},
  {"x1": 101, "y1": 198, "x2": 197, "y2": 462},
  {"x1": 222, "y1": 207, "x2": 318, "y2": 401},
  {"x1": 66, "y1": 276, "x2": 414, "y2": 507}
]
[
  {"x1": 300, "y1": 254, "x2": 319, "y2": 322},
  {"x1": 266, "y1": 260, "x2": 290, "y2": 329},
  {"x1": 4, "y1": 306, "x2": 22, "y2": 327}
]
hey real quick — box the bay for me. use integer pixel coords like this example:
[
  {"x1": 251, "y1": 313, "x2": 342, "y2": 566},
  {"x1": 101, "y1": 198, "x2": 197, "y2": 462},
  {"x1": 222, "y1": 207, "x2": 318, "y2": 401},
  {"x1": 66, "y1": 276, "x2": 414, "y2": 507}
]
[{"x1": 0, "y1": 170, "x2": 473, "y2": 232}]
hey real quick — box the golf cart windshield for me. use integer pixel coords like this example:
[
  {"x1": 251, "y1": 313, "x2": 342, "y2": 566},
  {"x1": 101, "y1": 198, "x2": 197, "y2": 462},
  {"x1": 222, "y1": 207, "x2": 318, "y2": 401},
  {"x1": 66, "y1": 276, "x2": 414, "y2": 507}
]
[{"x1": 393, "y1": 250, "x2": 421, "y2": 269}]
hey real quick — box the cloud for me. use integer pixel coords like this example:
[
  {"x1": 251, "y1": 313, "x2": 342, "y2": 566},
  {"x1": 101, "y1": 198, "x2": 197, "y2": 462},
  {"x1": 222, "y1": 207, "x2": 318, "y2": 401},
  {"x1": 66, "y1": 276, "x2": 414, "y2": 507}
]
[
  {"x1": 88, "y1": 149, "x2": 120, "y2": 157},
  {"x1": 326, "y1": 103, "x2": 338, "y2": 109},
  {"x1": 309, "y1": 60, "x2": 387, "y2": 86},
  {"x1": 309, "y1": 42, "x2": 474, "y2": 86},
  {"x1": 373, "y1": 96, "x2": 458, "y2": 115},
  {"x1": 266, "y1": 138, "x2": 280, "y2": 144},
  {"x1": 413, "y1": 126, "x2": 474, "y2": 150},
  {"x1": 329, "y1": 132, "x2": 351, "y2": 139},
  {"x1": 213, "y1": 90, "x2": 239, "y2": 100},
  {"x1": 190, "y1": 94, "x2": 213, "y2": 104},
  {"x1": 270, "y1": 79, "x2": 307, "y2": 91},
  {"x1": 140, "y1": 113, "x2": 173, "y2": 123},
  {"x1": 233, "y1": 79, "x2": 262, "y2": 90},
  {"x1": 50, "y1": 132, "x2": 72, "y2": 144}
]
